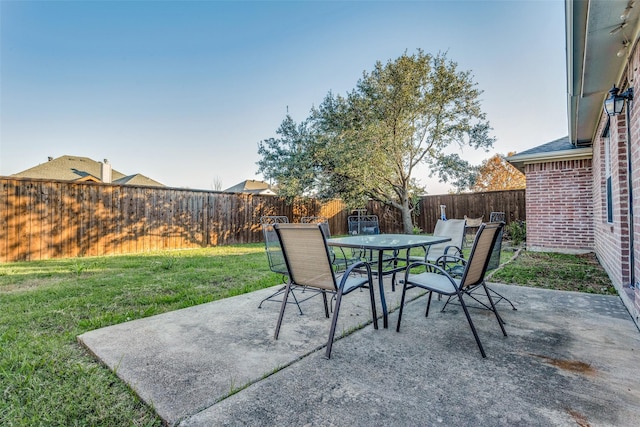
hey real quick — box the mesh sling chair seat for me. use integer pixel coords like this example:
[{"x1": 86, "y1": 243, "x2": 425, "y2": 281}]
[
  {"x1": 396, "y1": 222, "x2": 507, "y2": 358},
  {"x1": 273, "y1": 223, "x2": 378, "y2": 359},
  {"x1": 258, "y1": 216, "x2": 323, "y2": 314}
]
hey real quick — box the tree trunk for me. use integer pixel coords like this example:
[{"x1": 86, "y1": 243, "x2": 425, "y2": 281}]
[{"x1": 401, "y1": 198, "x2": 414, "y2": 234}]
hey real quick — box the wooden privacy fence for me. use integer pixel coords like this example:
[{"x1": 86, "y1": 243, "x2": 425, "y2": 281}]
[
  {"x1": 0, "y1": 178, "x2": 524, "y2": 262},
  {"x1": 416, "y1": 190, "x2": 526, "y2": 234}
]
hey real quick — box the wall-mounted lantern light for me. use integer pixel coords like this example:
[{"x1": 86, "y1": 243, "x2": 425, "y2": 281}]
[{"x1": 604, "y1": 85, "x2": 634, "y2": 116}]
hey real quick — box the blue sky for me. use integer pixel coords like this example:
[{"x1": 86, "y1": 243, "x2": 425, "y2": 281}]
[{"x1": 1, "y1": 0, "x2": 567, "y2": 193}]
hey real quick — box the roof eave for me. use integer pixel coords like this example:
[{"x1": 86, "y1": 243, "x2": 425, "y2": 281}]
[{"x1": 507, "y1": 147, "x2": 592, "y2": 173}]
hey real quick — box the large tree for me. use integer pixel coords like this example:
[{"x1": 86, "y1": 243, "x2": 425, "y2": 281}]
[
  {"x1": 472, "y1": 152, "x2": 526, "y2": 192},
  {"x1": 258, "y1": 50, "x2": 494, "y2": 233}
]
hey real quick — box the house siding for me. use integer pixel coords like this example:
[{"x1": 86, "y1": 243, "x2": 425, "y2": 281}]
[{"x1": 524, "y1": 160, "x2": 593, "y2": 252}]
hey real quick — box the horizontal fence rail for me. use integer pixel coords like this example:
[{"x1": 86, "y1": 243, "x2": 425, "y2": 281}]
[{"x1": 0, "y1": 178, "x2": 524, "y2": 262}]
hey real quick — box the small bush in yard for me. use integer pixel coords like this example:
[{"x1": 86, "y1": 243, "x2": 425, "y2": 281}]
[{"x1": 506, "y1": 220, "x2": 526, "y2": 246}]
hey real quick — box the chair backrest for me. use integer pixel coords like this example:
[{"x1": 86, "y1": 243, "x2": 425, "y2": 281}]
[
  {"x1": 489, "y1": 212, "x2": 505, "y2": 223},
  {"x1": 486, "y1": 222, "x2": 504, "y2": 271},
  {"x1": 260, "y1": 215, "x2": 289, "y2": 225},
  {"x1": 460, "y1": 222, "x2": 504, "y2": 289},
  {"x1": 464, "y1": 215, "x2": 484, "y2": 228},
  {"x1": 347, "y1": 215, "x2": 380, "y2": 235},
  {"x1": 301, "y1": 216, "x2": 331, "y2": 238},
  {"x1": 274, "y1": 223, "x2": 336, "y2": 291},
  {"x1": 425, "y1": 219, "x2": 466, "y2": 261},
  {"x1": 260, "y1": 216, "x2": 289, "y2": 275}
]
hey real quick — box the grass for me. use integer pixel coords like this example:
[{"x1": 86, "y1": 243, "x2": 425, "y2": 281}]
[
  {"x1": 489, "y1": 250, "x2": 617, "y2": 295},
  {"x1": 0, "y1": 244, "x2": 280, "y2": 426},
  {"x1": 0, "y1": 244, "x2": 616, "y2": 425}
]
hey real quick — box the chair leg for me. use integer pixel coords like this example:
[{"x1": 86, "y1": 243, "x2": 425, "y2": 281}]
[
  {"x1": 259, "y1": 282, "x2": 304, "y2": 315},
  {"x1": 258, "y1": 284, "x2": 286, "y2": 308},
  {"x1": 274, "y1": 282, "x2": 293, "y2": 340},
  {"x1": 325, "y1": 289, "x2": 344, "y2": 359},
  {"x1": 322, "y1": 290, "x2": 330, "y2": 318},
  {"x1": 482, "y1": 283, "x2": 508, "y2": 337},
  {"x1": 396, "y1": 282, "x2": 409, "y2": 332},
  {"x1": 458, "y1": 294, "x2": 487, "y2": 358},
  {"x1": 487, "y1": 287, "x2": 518, "y2": 311},
  {"x1": 368, "y1": 284, "x2": 379, "y2": 330},
  {"x1": 440, "y1": 295, "x2": 455, "y2": 312},
  {"x1": 425, "y1": 291, "x2": 433, "y2": 317},
  {"x1": 288, "y1": 285, "x2": 304, "y2": 315}
]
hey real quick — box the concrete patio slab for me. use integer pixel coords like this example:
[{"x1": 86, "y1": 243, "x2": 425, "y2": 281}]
[
  {"x1": 78, "y1": 282, "x2": 398, "y2": 425},
  {"x1": 79, "y1": 282, "x2": 640, "y2": 426}
]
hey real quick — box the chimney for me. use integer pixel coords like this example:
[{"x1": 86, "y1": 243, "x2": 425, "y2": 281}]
[{"x1": 100, "y1": 159, "x2": 112, "y2": 184}]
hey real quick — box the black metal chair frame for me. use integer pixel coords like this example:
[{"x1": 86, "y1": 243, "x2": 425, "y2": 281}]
[
  {"x1": 273, "y1": 223, "x2": 378, "y2": 359},
  {"x1": 258, "y1": 216, "x2": 322, "y2": 314},
  {"x1": 396, "y1": 222, "x2": 507, "y2": 358},
  {"x1": 441, "y1": 222, "x2": 517, "y2": 312}
]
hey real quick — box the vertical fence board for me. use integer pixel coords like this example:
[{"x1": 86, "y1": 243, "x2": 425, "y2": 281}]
[{"x1": 0, "y1": 181, "x2": 8, "y2": 260}]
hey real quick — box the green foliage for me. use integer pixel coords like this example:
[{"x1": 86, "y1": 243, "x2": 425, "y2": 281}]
[
  {"x1": 506, "y1": 220, "x2": 526, "y2": 246},
  {"x1": 0, "y1": 244, "x2": 279, "y2": 426},
  {"x1": 256, "y1": 114, "x2": 315, "y2": 201},
  {"x1": 257, "y1": 50, "x2": 495, "y2": 232},
  {"x1": 491, "y1": 251, "x2": 616, "y2": 294}
]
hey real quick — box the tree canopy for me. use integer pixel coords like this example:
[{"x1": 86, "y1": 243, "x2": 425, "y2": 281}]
[
  {"x1": 257, "y1": 50, "x2": 494, "y2": 233},
  {"x1": 472, "y1": 152, "x2": 526, "y2": 192}
]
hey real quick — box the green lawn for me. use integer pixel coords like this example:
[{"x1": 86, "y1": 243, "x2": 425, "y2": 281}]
[
  {"x1": 0, "y1": 244, "x2": 280, "y2": 426},
  {"x1": 0, "y1": 244, "x2": 615, "y2": 425}
]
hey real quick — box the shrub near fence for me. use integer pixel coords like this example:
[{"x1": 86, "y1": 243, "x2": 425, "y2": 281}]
[{"x1": 0, "y1": 178, "x2": 525, "y2": 262}]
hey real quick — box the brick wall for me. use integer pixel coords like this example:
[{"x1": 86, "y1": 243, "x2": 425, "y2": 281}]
[
  {"x1": 525, "y1": 159, "x2": 593, "y2": 252},
  {"x1": 589, "y1": 44, "x2": 640, "y2": 324}
]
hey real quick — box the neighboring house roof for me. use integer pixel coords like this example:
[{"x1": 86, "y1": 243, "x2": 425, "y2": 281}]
[
  {"x1": 507, "y1": 136, "x2": 592, "y2": 172},
  {"x1": 113, "y1": 173, "x2": 164, "y2": 187},
  {"x1": 224, "y1": 180, "x2": 276, "y2": 195},
  {"x1": 566, "y1": 0, "x2": 640, "y2": 146},
  {"x1": 10, "y1": 155, "x2": 165, "y2": 187}
]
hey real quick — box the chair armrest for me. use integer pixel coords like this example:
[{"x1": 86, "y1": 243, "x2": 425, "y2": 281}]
[
  {"x1": 435, "y1": 254, "x2": 466, "y2": 278},
  {"x1": 443, "y1": 245, "x2": 463, "y2": 257},
  {"x1": 435, "y1": 254, "x2": 465, "y2": 265},
  {"x1": 337, "y1": 260, "x2": 373, "y2": 290}
]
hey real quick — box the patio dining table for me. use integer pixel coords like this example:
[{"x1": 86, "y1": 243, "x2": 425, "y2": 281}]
[{"x1": 327, "y1": 234, "x2": 451, "y2": 328}]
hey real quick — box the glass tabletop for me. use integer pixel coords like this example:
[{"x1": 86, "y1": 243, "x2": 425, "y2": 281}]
[{"x1": 327, "y1": 234, "x2": 450, "y2": 250}]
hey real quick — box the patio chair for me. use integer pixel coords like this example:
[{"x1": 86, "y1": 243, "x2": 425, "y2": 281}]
[
  {"x1": 463, "y1": 215, "x2": 484, "y2": 247},
  {"x1": 347, "y1": 214, "x2": 398, "y2": 284},
  {"x1": 489, "y1": 212, "x2": 506, "y2": 223},
  {"x1": 347, "y1": 214, "x2": 381, "y2": 235},
  {"x1": 396, "y1": 222, "x2": 507, "y2": 358},
  {"x1": 406, "y1": 219, "x2": 466, "y2": 264},
  {"x1": 273, "y1": 223, "x2": 378, "y2": 359},
  {"x1": 440, "y1": 222, "x2": 517, "y2": 312},
  {"x1": 258, "y1": 216, "x2": 322, "y2": 314}
]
